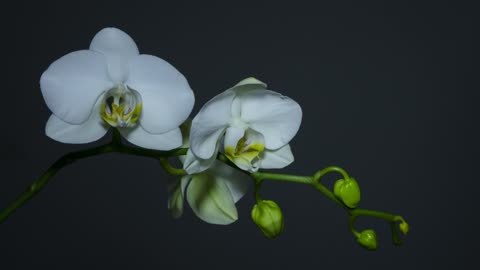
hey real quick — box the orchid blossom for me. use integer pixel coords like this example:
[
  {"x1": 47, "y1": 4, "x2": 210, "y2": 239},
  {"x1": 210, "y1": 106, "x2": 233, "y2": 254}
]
[
  {"x1": 168, "y1": 160, "x2": 249, "y2": 225},
  {"x1": 40, "y1": 27, "x2": 194, "y2": 150},
  {"x1": 0, "y1": 28, "x2": 409, "y2": 250},
  {"x1": 184, "y1": 77, "x2": 302, "y2": 173},
  {"x1": 168, "y1": 121, "x2": 249, "y2": 225}
]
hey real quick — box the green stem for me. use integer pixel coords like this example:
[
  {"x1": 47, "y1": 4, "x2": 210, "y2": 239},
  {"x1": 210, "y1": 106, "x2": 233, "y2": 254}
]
[
  {"x1": 349, "y1": 215, "x2": 361, "y2": 237},
  {"x1": 349, "y1": 208, "x2": 398, "y2": 221},
  {"x1": 0, "y1": 144, "x2": 113, "y2": 223},
  {"x1": 0, "y1": 132, "x2": 187, "y2": 224},
  {"x1": 159, "y1": 157, "x2": 187, "y2": 176},
  {"x1": 349, "y1": 208, "x2": 404, "y2": 246},
  {"x1": 249, "y1": 168, "x2": 406, "y2": 247},
  {"x1": 0, "y1": 131, "x2": 407, "y2": 249},
  {"x1": 313, "y1": 166, "x2": 350, "y2": 182},
  {"x1": 251, "y1": 168, "x2": 347, "y2": 209},
  {"x1": 251, "y1": 172, "x2": 312, "y2": 184},
  {"x1": 253, "y1": 179, "x2": 263, "y2": 202}
]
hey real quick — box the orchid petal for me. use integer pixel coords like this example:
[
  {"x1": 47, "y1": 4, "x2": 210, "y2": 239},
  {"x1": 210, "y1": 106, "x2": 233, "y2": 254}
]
[
  {"x1": 90, "y1": 27, "x2": 139, "y2": 59},
  {"x1": 239, "y1": 90, "x2": 302, "y2": 150},
  {"x1": 40, "y1": 50, "x2": 114, "y2": 124},
  {"x1": 231, "y1": 77, "x2": 267, "y2": 93},
  {"x1": 186, "y1": 172, "x2": 238, "y2": 225},
  {"x1": 183, "y1": 149, "x2": 217, "y2": 174},
  {"x1": 190, "y1": 90, "x2": 236, "y2": 159},
  {"x1": 167, "y1": 175, "x2": 190, "y2": 219},
  {"x1": 127, "y1": 55, "x2": 194, "y2": 134},
  {"x1": 257, "y1": 144, "x2": 294, "y2": 169},
  {"x1": 209, "y1": 161, "x2": 250, "y2": 203},
  {"x1": 119, "y1": 126, "x2": 182, "y2": 150},
  {"x1": 45, "y1": 113, "x2": 108, "y2": 144},
  {"x1": 89, "y1": 27, "x2": 139, "y2": 83},
  {"x1": 229, "y1": 78, "x2": 267, "y2": 118},
  {"x1": 223, "y1": 126, "x2": 245, "y2": 151}
]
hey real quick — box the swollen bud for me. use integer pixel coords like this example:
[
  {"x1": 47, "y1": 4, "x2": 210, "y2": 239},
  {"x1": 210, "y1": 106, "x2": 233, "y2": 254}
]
[
  {"x1": 357, "y1": 229, "x2": 378, "y2": 250},
  {"x1": 251, "y1": 200, "x2": 284, "y2": 239},
  {"x1": 333, "y1": 177, "x2": 361, "y2": 208}
]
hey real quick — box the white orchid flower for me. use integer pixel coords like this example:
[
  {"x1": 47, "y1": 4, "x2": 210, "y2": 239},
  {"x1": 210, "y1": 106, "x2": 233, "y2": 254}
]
[
  {"x1": 168, "y1": 121, "x2": 249, "y2": 225},
  {"x1": 40, "y1": 27, "x2": 194, "y2": 150},
  {"x1": 168, "y1": 160, "x2": 250, "y2": 225},
  {"x1": 184, "y1": 77, "x2": 302, "y2": 173}
]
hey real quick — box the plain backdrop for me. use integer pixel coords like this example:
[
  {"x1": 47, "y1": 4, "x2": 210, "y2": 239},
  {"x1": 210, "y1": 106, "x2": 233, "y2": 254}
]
[{"x1": 0, "y1": 1, "x2": 477, "y2": 269}]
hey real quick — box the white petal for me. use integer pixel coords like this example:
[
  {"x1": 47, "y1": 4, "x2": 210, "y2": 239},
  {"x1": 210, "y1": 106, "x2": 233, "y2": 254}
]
[
  {"x1": 126, "y1": 55, "x2": 194, "y2": 134},
  {"x1": 119, "y1": 126, "x2": 182, "y2": 150},
  {"x1": 186, "y1": 172, "x2": 238, "y2": 225},
  {"x1": 239, "y1": 90, "x2": 302, "y2": 150},
  {"x1": 183, "y1": 149, "x2": 216, "y2": 174},
  {"x1": 231, "y1": 77, "x2": 267, "y2": 93},
  {"x1": 209, "y1": 161, "x2": 250, "y2": 203},
  {"x1": 90, "y1": 27, "x2": 139, "y2": 58},
  {"x1": 40, "y1": 50, "x2": 114, "y2": 124},
  {"x1": 257, "y1": 144, "x2": 294, "y2": 169},
  {"x1": 45, "y1": 94, "x2": 108, "y2": 143},
  {"x1": 229, "y1": 78, "x2": 267, "y2": 118},
  {"x1": 190, "y1": 90, "x2": 236, "y2": 159},
  {"x1": 244, "y1": 128, "x2": 265, "y2": 148},
  {"x1": 89, "y1": 28, "x2": 139, "y2": 83},
  {"x1": 45, "y1": 114, "x2": 108, "y2": 144},
  {"x1": 223, "y1": 126, "x2": 245, "y2": 151},
  {"x1": 167, "y1": 175, "x2": 190, "y2": 219}
]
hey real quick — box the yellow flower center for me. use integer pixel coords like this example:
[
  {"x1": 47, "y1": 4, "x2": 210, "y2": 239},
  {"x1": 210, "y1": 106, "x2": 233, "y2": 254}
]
[
  {"x1": 225, "y1": 136, "x2": 265, "y2": 169},
  {"x1": 100, "y1": 85, "x2": 142, "y2": 128}
]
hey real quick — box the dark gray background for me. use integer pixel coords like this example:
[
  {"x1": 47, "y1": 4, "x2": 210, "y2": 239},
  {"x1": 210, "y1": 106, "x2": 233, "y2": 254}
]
[{"x1": 1, "y1": 0, "x2": 477, "y2": 269}]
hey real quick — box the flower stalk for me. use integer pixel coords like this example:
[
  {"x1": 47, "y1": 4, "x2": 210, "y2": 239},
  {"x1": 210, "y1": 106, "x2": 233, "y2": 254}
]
[
  {"x1": 0, "y1": 130, "x2": 408, "y2": 249},
  {"x1": 0, "y1": 129, "x2": 185, "y2": 223},
  {"x1": 7, "y1": 27, "x2": 408, "y2": 250}
]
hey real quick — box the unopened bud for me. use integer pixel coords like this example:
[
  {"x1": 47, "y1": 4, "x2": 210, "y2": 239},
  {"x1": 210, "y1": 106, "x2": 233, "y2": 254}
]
[
  {"x1": 334, "y1": 177, "x2": 361, "y2": 208},
  {"x1": 251, "y1": 200, "x2": 284, "y2": 239},
  {"x1": 357, "y1": 229, "x2": 378, "y2": 250},
  {"x1": 399, "y1": 221, "x2": 409, "y2": 235}
]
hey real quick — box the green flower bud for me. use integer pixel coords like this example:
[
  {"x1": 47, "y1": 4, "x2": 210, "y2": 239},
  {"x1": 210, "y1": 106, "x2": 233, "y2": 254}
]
[
  {"x1": 357, "y1": 229, "x2": 378, "y2": 250},
  {"x1": 251, "y1": 200, "x2": 284, "y2": 239},
  {"x1": 399, "y1": 221, "x2": 409, "y2": 235},
  {"x1": 333, "y1": 177, "x2": 361, "y2": 208}
]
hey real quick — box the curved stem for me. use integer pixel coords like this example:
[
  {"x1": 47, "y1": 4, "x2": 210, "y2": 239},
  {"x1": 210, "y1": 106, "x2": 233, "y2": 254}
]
[
  {"x1": 0, "y1": 133, "x2": 188, "y2": 224},
  {"x1": 0, "y1": 144, "x2": 114, "y2": 223},
  {"x1": 250, "y1": 168, "x2": 347, "y2": 209},
  {"x1": 159, "y1": 157, "x2": 187, "y2": 176},
  {"x1": 348, "y1": 209, "x2": 404, "y2": 245},
  {"x1": 349, "y1": 215, "x2": 361, "y2": 237},
  {"x1": 313, "y1": 166, "x2": 350, "y2": 183},
  {"x1": 249, "y1": 168, "x2": 406, "y2": 246},
  {"x1": 0, "y1": 132, "x2": 407, "y2": 249}
]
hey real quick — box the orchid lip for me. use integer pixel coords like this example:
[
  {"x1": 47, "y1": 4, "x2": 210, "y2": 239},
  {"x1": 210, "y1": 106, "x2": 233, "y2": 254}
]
[
  {"x1": 100, "y1": 85, "x2": 142, "y2": 128},
  {"x1": 224, "y1": 129, "x2": 265, "y2": 172}
]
